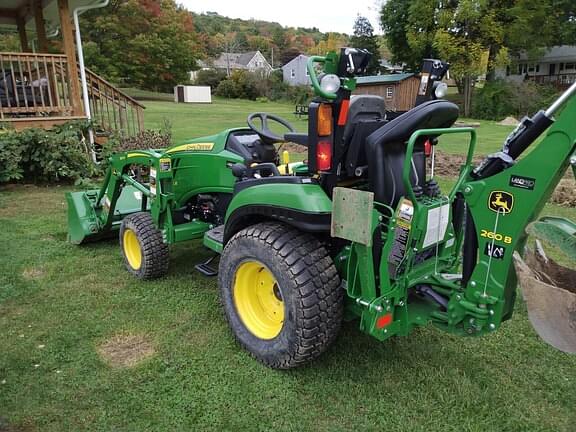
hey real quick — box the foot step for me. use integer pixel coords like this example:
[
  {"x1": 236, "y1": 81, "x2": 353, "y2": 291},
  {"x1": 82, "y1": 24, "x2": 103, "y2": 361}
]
[{"x1": 195, "y1": 255, "x2": 218, "y2": 277}]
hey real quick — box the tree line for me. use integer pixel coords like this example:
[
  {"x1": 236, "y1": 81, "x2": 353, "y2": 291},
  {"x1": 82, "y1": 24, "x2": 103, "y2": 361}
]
[
  {"x1": 76, "y1": 0, "x2": 350, "y2": 92},
  {"x1": 381, "y1": 0, "x2": 576, "y2": 115}
]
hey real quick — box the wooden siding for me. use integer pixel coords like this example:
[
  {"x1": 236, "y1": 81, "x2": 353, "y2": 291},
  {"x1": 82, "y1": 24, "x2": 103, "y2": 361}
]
[{"x1": 353, "y1": 76, "x2": 420, "y2": 111}]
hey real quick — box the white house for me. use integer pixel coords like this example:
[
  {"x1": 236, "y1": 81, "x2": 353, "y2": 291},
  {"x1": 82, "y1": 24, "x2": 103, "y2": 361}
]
[
  {"x1": 496, "y1": 45, "x2": 576, "y2": 89},
  {"x1": 191, "y1": 50, "x2": 273, "y2": 80},
  {"x1": 282, "y1": 54, "x2": 311, "y2": 86}
]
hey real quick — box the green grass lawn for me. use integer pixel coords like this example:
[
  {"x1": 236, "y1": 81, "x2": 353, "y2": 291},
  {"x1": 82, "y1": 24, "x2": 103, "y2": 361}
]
[{"x1": 1, "y1": 98, "x2": 575, "y2": 431}]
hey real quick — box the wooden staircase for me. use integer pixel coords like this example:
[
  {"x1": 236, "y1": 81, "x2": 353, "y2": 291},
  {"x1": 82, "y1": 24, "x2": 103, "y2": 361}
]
[{"x1": 85, "y1": 67, "x2": 145, "y2": 137}]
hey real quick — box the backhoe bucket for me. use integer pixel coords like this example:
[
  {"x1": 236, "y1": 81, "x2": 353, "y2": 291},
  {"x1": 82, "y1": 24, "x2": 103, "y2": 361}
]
[
  {"x1": 66, "y1": 190, "x2": 104, "y2": 244},
  {"x1": 513, "y1": 248, "x2": 576, "y2": 354}
]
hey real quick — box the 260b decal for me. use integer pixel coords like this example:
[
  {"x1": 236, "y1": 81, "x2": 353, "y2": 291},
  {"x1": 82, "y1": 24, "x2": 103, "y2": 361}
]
[{"x1": 480, "y1": 229, "x2": 512, "y2": 244}]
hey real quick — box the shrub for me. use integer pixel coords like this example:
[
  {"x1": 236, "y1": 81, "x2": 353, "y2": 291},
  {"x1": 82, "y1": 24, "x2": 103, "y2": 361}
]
[
  {"x1": 0, "y1": 121, "x2": 101, "y2": 183},
  {"x1": 215, "y1": 79, "x2": 242, "y2": 98},
  {"x1": 0, "y1": 121, "x2": 171, "y2": 184},
  {"x1": 471, "y1": 80, "x2": 515, "y2": 120},
  {"x1": 472, "y1": 80, "x2": 560, "y2": 120},
  {"x1": 0, "y1": 125, "x2": 25, "y2": 182},
  {"x1": 114, "y1": 130, "x2": 172, "y2": 152},
  {"x1": 213, "y1": 68, "x2": 314, "y2": 103},
  {"x1": 287, "y1": 85, "x2": 314, "y2": 105},
  {"x1": 194, "y1": 69, "x2": 227, "y2": 89}
]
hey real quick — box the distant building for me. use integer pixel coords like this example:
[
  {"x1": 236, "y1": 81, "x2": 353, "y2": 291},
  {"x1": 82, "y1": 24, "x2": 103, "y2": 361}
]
[
  {"x1": 353, "y1": 73, "x2": 420, "y2": 112},
  {"x1": 282, "y1": 54, "x2": 311, "y2": 86},
  {"x1": 190, "y1": 50, "x2": 272, "y2": 80},
  {"x1": 496, "y1": 45, "x2": 576, "y2": 89},
  {"x1": 379, "y1": 58, "x2": 404, "y2": 74}
]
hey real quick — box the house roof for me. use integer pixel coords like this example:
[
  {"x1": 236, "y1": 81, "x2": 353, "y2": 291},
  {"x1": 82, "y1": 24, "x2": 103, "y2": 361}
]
[
  {"x1": 518, "y1": 45, "x2": 576, "y2": 63},
  {"x1": 356, "y1": 73, "x2": 415, "y2": 85},
  {"x1": 0, "y1": 0, "x2": 104, "y2": 33},
  {"x1": 210, "y1": 51, "x2": 263, "y2": 69}
]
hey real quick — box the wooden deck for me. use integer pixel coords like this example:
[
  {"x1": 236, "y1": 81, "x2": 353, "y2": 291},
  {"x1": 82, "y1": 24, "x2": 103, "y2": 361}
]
[{"x1": 0, "y1": 52, "x2": 144, "y2": 135}]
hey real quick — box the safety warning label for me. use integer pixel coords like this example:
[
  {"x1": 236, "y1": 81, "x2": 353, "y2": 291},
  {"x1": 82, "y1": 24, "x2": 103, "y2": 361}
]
[
  {"x1": 422, "y1": 203, "x2": 450, "y2": 248},
  {"x1": 388, "y1": 199, "x2": 414, "y2": 279}
]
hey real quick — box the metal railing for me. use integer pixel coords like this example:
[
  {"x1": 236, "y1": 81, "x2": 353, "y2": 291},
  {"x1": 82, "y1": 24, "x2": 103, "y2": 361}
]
[{"x1": 0, "y1": 52, "x2": 144, "y2": 136}]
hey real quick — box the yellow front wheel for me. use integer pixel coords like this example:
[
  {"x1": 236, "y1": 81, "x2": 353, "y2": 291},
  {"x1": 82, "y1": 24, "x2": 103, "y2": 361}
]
[
  {"x1": 120, "y1": 212, "x2": 169, "y2": 279},
  {"x1": 218, "y1": 222, "x2": 343, "y2": 369}
]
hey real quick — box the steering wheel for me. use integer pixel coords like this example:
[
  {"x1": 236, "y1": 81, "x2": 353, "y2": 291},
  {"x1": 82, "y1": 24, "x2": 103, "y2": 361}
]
[{"x1": 247, "y1": 112, "x2": 296, "y2": 144}]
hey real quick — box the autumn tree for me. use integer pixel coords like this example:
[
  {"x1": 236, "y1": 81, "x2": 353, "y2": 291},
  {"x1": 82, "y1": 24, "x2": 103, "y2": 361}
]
[{"x1": 80, "y1": 0, "x2": 201, "y2": 91}]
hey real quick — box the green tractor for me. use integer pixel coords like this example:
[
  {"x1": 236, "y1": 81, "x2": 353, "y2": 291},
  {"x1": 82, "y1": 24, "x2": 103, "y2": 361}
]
[{"x1": 67, "y1": 48, "x2": 576, "y2": 368}]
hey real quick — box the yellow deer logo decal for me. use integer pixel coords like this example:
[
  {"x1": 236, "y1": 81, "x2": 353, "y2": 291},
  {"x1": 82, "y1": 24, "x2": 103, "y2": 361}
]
[{"x1": 488, "y1": 191, "x2": 514, "y2": 214}]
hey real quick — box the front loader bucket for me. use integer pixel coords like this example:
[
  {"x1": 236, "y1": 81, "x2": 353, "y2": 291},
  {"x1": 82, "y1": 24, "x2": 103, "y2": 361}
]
[
  {"x1": 66, "y1": 190, "x2": 105, "y2": 244},
  {"x1": 513, "y1": 249, "x2": 576, "y2": 354}
]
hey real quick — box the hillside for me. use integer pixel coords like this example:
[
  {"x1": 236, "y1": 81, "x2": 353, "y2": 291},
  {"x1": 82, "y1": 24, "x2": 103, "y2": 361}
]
[{"x1": 191, "y1": 11, "x2": 349, "y2": 67}]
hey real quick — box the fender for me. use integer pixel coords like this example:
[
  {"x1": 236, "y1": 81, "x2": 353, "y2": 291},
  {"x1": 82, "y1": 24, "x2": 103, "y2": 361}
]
[{"x1": 224, "y1": 179, "x2": 332, "y2": 242}]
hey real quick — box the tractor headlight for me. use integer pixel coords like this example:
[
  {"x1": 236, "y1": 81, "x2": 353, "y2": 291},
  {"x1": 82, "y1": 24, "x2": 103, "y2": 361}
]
[
  {"x1": 434, "y1": 82, "x2": 448, "y2": 99},
  {"x1": 320, "y1": 74, "x2": 341, "y2": 94}
]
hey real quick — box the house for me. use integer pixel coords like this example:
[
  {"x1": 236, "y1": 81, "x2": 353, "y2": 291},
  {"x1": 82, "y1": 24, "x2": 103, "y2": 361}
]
[
  {"x1": 353, "y1": 73, "x2": 420, "y2": 112},
  {"x1": 192, "y1": 50, "x2": 272, "y2": 79},
  {"x1": 282, "y1": 54, "x2": 311, "y2": 86},
  {"x1": 379, "y1": 58, "x2": 404, "y2": 74},
  {"x1": 0, "y1": 0, "x2": 143, "y2": 136},
  {"x1": 496, "y1": 45, "x2": 576, "y2": 89}
]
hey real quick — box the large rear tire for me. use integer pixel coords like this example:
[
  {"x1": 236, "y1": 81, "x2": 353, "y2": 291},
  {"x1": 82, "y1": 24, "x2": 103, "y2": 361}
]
[
  {"x1": 218, "y1": 222, "x2": 343, "y2": 369},
  {"x1": 119, "y1": 212, "x2": 169, "y2": 280}
]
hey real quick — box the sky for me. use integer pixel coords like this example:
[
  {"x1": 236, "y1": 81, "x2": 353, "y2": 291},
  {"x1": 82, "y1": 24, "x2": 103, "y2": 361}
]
[{"x1": 178, "y1": 0, "x2": 383, "y2": 35}]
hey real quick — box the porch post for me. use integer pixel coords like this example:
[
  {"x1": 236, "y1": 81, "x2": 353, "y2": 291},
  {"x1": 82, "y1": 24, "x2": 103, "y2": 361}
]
[
  {"x1": 57, "y1": 0, "x2": 83, "y2": 116},
  {"x1": 33, "y1": 0, "x2": 49, "y2": 53},
  {"x1": 16, "y1": 16, "x2": 31, "y2": 52}
]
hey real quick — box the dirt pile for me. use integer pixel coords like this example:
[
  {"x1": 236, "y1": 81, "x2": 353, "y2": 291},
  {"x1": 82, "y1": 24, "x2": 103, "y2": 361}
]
[
  {"x1": 433, "y1": 152, "x2": 575, "y2": 207},
  {"x1": 499, "y1": 116, "x2": 519, "y2": 126}
]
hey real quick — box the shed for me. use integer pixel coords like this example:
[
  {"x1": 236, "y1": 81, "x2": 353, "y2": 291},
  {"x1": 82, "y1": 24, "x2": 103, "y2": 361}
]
[
  {"x1": 353, "y1": 73, "x2": 420, "y2": 112},
  {"x1": 174, "y1": 85, "x2": 212, "y2": 103}
]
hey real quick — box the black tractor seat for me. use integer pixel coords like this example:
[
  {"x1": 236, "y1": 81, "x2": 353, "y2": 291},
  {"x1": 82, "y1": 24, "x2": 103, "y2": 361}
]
[
  {"x1": 366, "y1": 100, "x2": 459, "y2": 206},
  {"x1": 366, "y1": 100, "x2": 459, "y2": 147}
]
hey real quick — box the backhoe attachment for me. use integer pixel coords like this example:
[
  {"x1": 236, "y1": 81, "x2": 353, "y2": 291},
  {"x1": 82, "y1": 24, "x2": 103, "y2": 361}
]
[{"x1": 514, "y1": 217, "x2": 576, "y2": 354}]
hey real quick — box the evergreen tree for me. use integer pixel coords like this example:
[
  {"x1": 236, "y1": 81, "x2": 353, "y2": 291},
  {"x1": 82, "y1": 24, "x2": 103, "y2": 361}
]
[{"x1": 349, "y1": 15, "x2": 381, "y2": 75}]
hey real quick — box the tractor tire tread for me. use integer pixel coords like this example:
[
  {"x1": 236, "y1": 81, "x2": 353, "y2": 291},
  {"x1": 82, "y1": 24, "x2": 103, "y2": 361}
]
[
  {"x1": 120, "y1": 212, "x2": 169, "y2": 279},
  {"x1": 220, "y1": 222, "x2": 343, "y2": 369}
]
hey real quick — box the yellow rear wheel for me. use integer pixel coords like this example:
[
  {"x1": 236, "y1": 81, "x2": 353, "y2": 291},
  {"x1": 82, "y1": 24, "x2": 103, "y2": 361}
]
[
  {"x1": 218, "y1": 222, "x2": 344, "y2": 369},
  {"x1": 233, "y1": 261, "x2": 284, "y2": 340}
]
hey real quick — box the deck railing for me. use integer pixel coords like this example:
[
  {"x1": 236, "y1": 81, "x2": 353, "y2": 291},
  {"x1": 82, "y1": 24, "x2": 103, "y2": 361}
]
[
  {"x1": 85, "y1": 68, "x2": 145, "y2": 137},
  {"x1": 0, "y1": 52, "x2": 144, "y2": 136},
  {"x1": 0, "y1": 52, "x2": 74, "y2": 119},
  {"x1": 529, "y1": 73, "x2": 576, "y2": 89}
]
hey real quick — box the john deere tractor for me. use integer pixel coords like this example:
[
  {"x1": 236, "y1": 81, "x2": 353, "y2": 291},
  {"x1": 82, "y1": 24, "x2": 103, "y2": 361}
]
[{"x1": 68, "y1": 48, "x2": 576, "y2": 368}]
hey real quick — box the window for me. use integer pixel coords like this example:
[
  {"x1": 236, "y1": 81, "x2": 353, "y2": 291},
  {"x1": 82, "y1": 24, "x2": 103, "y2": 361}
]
[
  {"x1": 565, "y1": 63, "x2": 575, "y2": 71},
  {"x1": 290, "y1": 69, "x2": 296, "y2": 78},
  {"x1": 386, "y1": 86, "x2": 394, "y2": 98}
]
